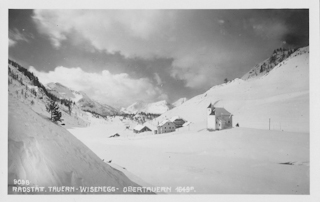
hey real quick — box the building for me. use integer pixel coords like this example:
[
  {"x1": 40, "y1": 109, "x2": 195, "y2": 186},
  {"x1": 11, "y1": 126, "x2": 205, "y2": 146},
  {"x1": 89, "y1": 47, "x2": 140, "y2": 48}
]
[
  {"x1": 143, "y1": 122, "x2": 158, "y2": 134},
  {"x1": 207, "y1": 103, "x2": 233, "y2": 131},
  {"x1": 157, "y1": 120, "x2": 176, "y2": 134},
  {"x1": 169, "y1": 116, "x2": 186, "y2": 128},
  {"x1": 133, "y1": 125, "x2": 151, "y2": 133}
]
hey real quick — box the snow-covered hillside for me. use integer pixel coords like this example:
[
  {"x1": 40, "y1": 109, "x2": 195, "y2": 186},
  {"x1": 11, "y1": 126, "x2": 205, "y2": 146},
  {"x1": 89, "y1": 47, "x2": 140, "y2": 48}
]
[
  {"x1": 156, "y1": 46, "x2": 309, "y2": 133},
  {"x1": 121, "y1": 100, "x2": 173, "y2": 114},
  {"x1": 8, "y1": 96, "x2": 144, "y2": 194},
  {"x1": 47, "y1": 82, "x2": 118, "y2": 116},
  {"x1": 172, "y1": 97, "x2": 187, "y2": 107},
  {"x1": 47, "y1": 82, "x2": 84, "y2": 102},
  {"x1": 8, "y1": 61, "x2": 148, "y2": 194},
  {"x1": 241, "y1": 47, "x2": 297, "y2": 80}
]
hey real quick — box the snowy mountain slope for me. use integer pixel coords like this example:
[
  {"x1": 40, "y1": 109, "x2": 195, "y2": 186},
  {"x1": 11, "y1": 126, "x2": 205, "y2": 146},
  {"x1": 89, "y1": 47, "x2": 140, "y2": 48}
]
[
  {"x1": 8, "y1": 61, "x2": 154, "y2": 194},
  {"x1": 156, "y1": 46, "x2": 309, "y2": 133},
  {"x1": 47, "y1": 82, "x2": 118, "y2": 116},
  {"x1": 47, "y1": 82, "x2": 84, "y2": 102},
  {"x1": 8, "y1": 63, "x2": 90, "y2": 128},
  {"x1": 8, "y1": 95, "x2": 145, "y2": 194},
  {"x1": 241, "y1": 47, "x2": 297, "y2": 80},
  {"x1": 172, "y1": 97, "x2": 187, "y2": 107},
  {"x1": 121, "y1": 100, "x2": 173, "y2": 114},
  {"x1": 78, "y1": 96, "x2": 119, "y2": 116},
  {"x1": 147, "y1": 100, "x2": 173, "y2": 114}
]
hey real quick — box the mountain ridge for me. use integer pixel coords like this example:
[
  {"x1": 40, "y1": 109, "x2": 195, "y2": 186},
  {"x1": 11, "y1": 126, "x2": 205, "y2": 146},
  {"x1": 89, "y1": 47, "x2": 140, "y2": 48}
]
[
  {"x1": 46, "y1": 82, "x2": 118, "y2": 116},
  {"x1": 241, "y1": 47, "x2": 298, "y2": 80},
  {"x1": 121, "y1": 100, "x2": 173, "y2": 114}
]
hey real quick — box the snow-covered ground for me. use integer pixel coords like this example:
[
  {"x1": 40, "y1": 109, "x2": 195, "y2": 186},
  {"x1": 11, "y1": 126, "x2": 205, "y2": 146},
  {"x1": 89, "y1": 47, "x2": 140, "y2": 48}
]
[
  {"x1": 67, "y1": 47, "x2": 310, "y2": 194},
  {"x1": 7, "y1": 45, "x2": 310, "y2": 195},
  {"x1": 8, "y1": 94, "x2": 146, "y2": 194},
  {"x1": 69, "y1": 119, "x2": 309, "y2": 194}
]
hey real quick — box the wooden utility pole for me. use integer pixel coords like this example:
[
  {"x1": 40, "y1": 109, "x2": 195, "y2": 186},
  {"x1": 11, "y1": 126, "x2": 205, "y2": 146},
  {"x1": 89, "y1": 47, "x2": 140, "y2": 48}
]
[{"x1": 269, "y1": 118, "x2": 270, "y2": 130}]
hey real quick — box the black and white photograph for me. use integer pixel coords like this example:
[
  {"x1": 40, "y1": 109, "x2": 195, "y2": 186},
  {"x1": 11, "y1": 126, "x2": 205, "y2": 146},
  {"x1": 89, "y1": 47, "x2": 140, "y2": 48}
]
[{"x1": 2, "y1": 0, "x2": 320, "y2": 201}]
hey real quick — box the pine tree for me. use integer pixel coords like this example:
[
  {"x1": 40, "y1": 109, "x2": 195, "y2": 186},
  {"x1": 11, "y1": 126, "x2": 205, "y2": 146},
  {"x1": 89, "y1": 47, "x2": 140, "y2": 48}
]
[
  {"x1": 30, "y1": 88, "x2": 37, "y2": 97},
  {"x1": 19, "y1": 78, "x2": 23, "y2": 85},
  {"x1": 67, "y1": 103, "x2": 72, "y2": 115},
  {"x1": 46, "y1": 101, "x2": 63, "y2": 122}
]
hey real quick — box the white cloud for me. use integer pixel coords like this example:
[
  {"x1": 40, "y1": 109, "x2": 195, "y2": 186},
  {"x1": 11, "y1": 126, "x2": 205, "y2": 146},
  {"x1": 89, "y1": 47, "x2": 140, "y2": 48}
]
[
  {"x1": 32, "y1": 10, "x2": 176, "y2": 54},
  {"x1": 170, "y1": 46, "x2": 231, "y2": 89},
  {"x1": 249, "y1": 18, "x2": 288, "y2": 40},
  {"x1": 32, "y1": 10, "x2": 217, "y2": 89},
  {"x1": 9, "y1": 28, "x2": 31, "y2": 47},
  {"x1": 9, "y1": 39, "x2": 16, "y2": 47},
  {"x1": 28, "y1": 66, "x2": 167, "y2": 108},
  {"x1": 154, "y1": 73, "x2": 163, "y2": 86},
  {"x1": 32, "y1": 10, "x2": 290, "y2": 90}
]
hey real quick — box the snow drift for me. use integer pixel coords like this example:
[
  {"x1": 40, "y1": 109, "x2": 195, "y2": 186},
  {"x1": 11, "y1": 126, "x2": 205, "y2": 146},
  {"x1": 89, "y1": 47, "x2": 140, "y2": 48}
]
[{"x1": 8, "y1": 95, "x2": 147, "y2": 194}]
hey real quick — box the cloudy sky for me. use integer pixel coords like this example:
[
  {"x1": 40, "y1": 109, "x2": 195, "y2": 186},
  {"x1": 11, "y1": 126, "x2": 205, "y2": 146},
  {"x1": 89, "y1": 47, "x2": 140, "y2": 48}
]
[{"x1": 9, "y1": 9, "x2": 309, "y2": 108}]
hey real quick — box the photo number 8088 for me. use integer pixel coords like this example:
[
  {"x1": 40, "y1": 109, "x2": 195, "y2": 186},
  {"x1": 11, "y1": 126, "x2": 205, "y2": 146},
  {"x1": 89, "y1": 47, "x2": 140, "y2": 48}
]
[{"x1": 13, "y1": 179, "x2": 30, "y2": 186}]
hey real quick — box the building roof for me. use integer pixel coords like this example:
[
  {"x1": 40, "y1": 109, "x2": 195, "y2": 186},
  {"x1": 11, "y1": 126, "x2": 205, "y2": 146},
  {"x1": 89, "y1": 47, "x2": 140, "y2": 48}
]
[
  {"x1": 133, "y1": 125, "x2": 144, "y2": 131},
  {"x1": 209, "y1": 107, "x2": 232, "y2": 116},
  {"x1": 215, "y1": 107, "x2": 232, "y2": 116},
  {"x1": 207, "y1": 100, "x2": 220, "y2": 109},
  {"x1": 169, "y1": 116, "x2": 185, "y2": 122},
  {"x1": 182, "y1": 121, "x2": 192, "y2": 127},
  {"x1": 159, "y1": 119, "x2": 174, "y2": 126},
  {"x1": 144, "y1": 122, "x2": 157, "y2": 131},
  {"x1": 134, "y1": 124, "x2": 153, "y2": 131}
]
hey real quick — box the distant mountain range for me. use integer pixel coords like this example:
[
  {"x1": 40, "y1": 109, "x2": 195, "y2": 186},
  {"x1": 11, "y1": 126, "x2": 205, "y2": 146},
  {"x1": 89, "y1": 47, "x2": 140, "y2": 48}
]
[
  {"x1": 120, "y1": 97, "x2": 189, "y2": 114},
  {"x1": 46, "y1": 82, "x2": 118, "y2": 116},
  {"x1": 120, "y1": 100, "x2": 173, "y2": 114},
  {"x1": 46, "y1": 82, "x2": 188, "y2": 116}
]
